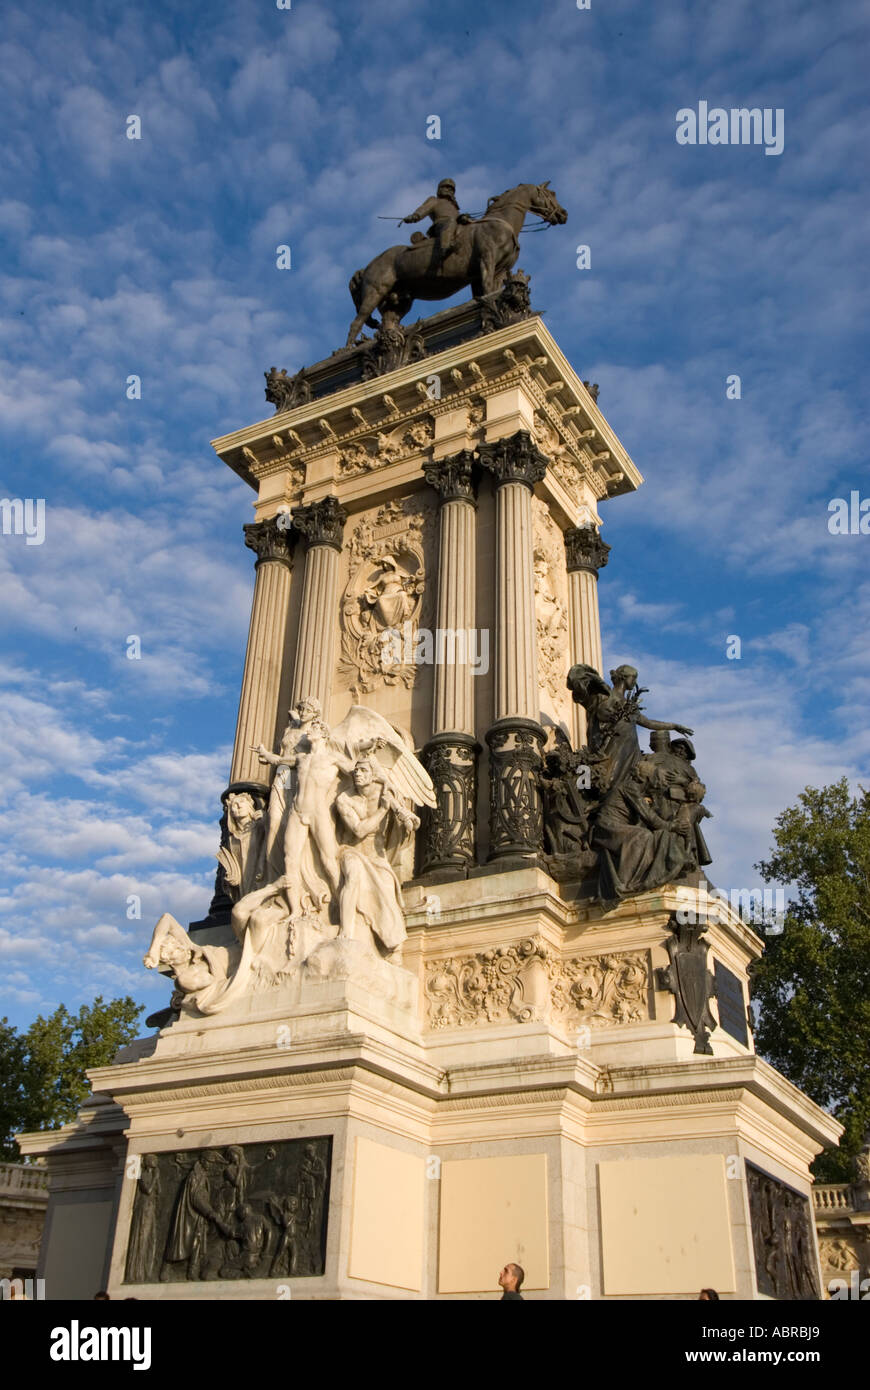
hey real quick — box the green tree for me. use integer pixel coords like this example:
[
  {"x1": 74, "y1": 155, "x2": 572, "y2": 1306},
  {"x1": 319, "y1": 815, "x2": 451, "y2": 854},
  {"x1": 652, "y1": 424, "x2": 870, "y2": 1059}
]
[
  {"x1": 0, "y1": 995, "x2": 143, "y2": 1161},
  {"x1": 753, "y1": 778, "x2": 870, "y2": 1182}
]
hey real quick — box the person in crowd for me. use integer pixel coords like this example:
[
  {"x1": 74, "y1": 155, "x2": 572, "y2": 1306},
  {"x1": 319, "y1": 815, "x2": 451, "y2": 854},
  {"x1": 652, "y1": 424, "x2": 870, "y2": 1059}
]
[{"x1": 498, "y1": 1263, "x2": 525, "y2": 1300}]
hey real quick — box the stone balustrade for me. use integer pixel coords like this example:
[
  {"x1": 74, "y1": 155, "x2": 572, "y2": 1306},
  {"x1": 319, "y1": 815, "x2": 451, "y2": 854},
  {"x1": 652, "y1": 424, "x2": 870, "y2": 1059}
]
[{"x1": 0, "y1": 1162, "x2": 49, "y2": 1194}]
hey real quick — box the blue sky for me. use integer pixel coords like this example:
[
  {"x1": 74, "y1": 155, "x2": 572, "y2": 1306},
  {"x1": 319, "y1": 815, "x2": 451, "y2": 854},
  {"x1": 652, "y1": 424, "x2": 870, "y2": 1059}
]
[{"x1": 0, "y1": 0, "x2": 867, "y2": 1027}]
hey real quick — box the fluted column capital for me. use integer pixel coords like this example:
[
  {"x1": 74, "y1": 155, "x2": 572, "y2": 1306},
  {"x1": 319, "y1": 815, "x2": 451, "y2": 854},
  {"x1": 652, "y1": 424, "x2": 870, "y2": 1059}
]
[
  {"x1": 291, "y1": 495, "x2": 347, "y2": 551},
  {"x1": 423, "y1": 450, "x2": 478, "y2": 505},
  {"x1": 477, "y1": 430, "x2": 547, "y2": 491},
  {"x1": 564, "y1": 524, "x2": 610, "y2": 575},
  {"x1": 243, "y1": 515, "x2": 296, "y2": 567}
]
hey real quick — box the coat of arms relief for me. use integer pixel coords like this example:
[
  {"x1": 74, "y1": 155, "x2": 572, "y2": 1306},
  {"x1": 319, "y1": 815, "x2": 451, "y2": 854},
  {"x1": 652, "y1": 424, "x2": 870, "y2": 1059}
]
[{"x1": 338, "y1": 497, "x2": 435, "y2": 698}]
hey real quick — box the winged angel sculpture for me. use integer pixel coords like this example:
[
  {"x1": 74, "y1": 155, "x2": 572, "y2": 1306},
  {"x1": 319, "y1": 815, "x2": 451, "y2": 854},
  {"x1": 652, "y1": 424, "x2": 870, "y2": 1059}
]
[{"x1": 145, "y1": 702, "x2": 435, "y2": 1016}]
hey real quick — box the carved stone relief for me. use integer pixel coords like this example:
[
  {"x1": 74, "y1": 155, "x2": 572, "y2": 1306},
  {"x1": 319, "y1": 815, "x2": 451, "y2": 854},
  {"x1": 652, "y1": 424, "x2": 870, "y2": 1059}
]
[
  {"x1": 146, "y1": 704, "x2": 435, "y2": 1016},
  {"x1": 533, "y1": 410, "x2": 584, "y2": 503},
  {"x1": 339, "y1": 497, "x2": 435, "y2": 696},
  {"x1": 124, "y1": 1137, "x2": 332, "y2": 1285},
  {"x1": 818, "y1": 1235, "x2": 861, "y2": 1276},
  {"x1": 424, "y1": 939, "x2": 650, "y2": 1031},
  {"x1": 337, "y1": 417, "x2": 434, "y2": 478},
  {"x1": 531, "y1": 495, "x2": 570, "y2": 707}
]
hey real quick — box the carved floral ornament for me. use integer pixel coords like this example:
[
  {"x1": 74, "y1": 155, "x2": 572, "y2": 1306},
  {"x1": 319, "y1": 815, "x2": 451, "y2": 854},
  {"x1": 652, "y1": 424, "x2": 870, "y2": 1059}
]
[{"x1": 424, "y1": 939, "x2": 650, "y2": 1031}]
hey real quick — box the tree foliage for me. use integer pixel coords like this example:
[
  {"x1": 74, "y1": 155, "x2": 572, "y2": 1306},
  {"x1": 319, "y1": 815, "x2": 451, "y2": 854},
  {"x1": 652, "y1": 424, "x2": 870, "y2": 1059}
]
[
  {"x1": 752, "y1": 778, "x2": 870, "y2": 1182},
  {"x1": 0, "y1": 996, "x2": 143, "y2": 1161}
]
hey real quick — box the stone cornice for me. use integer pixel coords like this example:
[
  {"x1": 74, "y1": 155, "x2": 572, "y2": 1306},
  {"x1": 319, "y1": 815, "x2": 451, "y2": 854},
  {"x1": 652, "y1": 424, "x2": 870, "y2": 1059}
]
[{"x1": 211, "y1": 317, "x2": 642, "y2": 503}]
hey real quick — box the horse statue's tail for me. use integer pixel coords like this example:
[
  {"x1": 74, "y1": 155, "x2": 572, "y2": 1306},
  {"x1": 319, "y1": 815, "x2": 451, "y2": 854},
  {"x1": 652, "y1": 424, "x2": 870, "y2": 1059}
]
[{"x1": 348, "y1": 268, "x2": 379, "y2": 330}]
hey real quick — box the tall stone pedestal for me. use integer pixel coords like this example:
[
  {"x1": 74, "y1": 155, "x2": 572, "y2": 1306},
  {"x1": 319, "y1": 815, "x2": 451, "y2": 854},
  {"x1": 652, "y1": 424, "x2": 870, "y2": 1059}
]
[
  {"x1": 21, "y1": 879, "x2": 837, "y2": 1301},
  {"x1": 17, "y1": 300, "x2": 839, "y2": 1300}
]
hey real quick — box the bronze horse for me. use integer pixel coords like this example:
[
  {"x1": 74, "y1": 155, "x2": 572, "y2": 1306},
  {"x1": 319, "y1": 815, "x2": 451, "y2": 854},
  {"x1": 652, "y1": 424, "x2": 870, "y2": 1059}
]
[{"x1": 346, "y1": 181, "x2": 567, "y2": 347}]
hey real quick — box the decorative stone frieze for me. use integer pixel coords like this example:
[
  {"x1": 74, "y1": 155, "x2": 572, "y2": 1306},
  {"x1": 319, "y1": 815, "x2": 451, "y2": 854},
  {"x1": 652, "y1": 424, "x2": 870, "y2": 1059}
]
[{"x1": 424, "y1": 939, "x2": 650, "y2": 1031}]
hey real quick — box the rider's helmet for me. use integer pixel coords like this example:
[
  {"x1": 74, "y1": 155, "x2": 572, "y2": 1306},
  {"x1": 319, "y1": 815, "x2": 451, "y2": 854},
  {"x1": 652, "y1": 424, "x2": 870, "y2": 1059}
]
[{"x1": 437, "y1": 178, "x2": 457, "y2": 197}]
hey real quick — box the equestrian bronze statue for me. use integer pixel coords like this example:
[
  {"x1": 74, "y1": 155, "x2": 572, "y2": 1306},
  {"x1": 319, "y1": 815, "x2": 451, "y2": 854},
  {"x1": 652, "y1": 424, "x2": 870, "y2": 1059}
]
[{"x1": 346, "y1": 180, "x2": 567, "y2": 347}]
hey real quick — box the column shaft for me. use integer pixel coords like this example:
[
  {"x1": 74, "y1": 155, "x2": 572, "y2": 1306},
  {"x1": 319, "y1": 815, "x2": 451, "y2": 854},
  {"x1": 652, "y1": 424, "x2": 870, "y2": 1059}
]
[
  {"x1": 229, "y1": 520, "x2": 295, "y2": 787},
  {"x1": 478, "y1": 431, "x2": 548, "y2": 864},
  {"x1": 289, "y1": 496, "x2": 347, "y2": 713},
  {"x1": 421, "y1": 451, "x2": 480, "y2": 876},
  {"x1": 495, "y1": 480, "x2": 538, "y2": 720},
  {"x1": 564, "y1": 525, "x2": 611, "y2": 749},
  {"x1": 434, "y1": 498, "x2": 476, "y2": 734},
  {"x1": 290, "y1": 545, "x2": 341, "y2": 710}
]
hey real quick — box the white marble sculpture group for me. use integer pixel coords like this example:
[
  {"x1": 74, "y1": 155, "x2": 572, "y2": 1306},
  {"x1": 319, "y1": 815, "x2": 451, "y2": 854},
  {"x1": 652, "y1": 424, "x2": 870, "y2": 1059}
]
[{"x1": 144, "y1": 700, "x2": 436, "y2": 1015}]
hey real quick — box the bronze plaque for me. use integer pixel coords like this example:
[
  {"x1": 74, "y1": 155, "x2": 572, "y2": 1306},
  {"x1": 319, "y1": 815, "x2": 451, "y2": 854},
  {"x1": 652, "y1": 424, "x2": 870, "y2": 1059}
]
[{"x1": 124, "y1": 1136, "x2": 332, "y2": 1284}]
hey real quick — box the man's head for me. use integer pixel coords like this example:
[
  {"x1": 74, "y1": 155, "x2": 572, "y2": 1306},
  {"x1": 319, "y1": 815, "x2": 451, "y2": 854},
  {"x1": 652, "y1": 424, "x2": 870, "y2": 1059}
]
[
  {"x1": 295, "y1": 697, "x2": 322, "y2": 722},
  {"x1": 498, "y1": 1262, "x2": 525, "y2": 1292},
  {"x1": 160, "y1": 939, "x2": 190, "y2": 968},
  {"x1": 437, "y1": 178, "x2": 457, "y2": 198},
  {"x1": 670, "y1": 737, "x2": 696, "y2": 762},
  {"x1": 353, "y1": 758, "x2": 376, "y2": 790},
  {"x1": 649, "y1": 730, "x2": 670, "y2": 753}
]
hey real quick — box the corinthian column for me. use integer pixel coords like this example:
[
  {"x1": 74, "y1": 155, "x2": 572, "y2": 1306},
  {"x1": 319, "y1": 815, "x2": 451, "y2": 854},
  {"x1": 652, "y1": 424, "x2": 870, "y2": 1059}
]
[
  {"x1": 229, "y1": 516, "x2": 297, "y2": 789},
  {"x1": 290, "y1": 496, "x2": 347, "y2": 712},
  {"x1": 564, "y1": 525, "x2": 610, "y2": 747},
  {"x1": 478, "y1": 430, "x2": 547, "y2": 864},
  {"x1": 420, "y1": 451, "x2": 480, "y2": 875}
]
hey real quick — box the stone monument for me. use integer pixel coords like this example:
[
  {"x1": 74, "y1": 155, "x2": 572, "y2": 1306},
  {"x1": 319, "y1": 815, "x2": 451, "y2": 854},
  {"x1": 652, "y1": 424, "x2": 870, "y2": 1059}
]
[{"x1": 18, "y1": 180, "x2": 839, "y2": 1300}]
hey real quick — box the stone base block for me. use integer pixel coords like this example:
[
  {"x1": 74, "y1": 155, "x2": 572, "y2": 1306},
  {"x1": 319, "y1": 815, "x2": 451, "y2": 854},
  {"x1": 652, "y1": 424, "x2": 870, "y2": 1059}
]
[{"x1": 18, "y1": 872, "x2": 840, "y2": 1301}]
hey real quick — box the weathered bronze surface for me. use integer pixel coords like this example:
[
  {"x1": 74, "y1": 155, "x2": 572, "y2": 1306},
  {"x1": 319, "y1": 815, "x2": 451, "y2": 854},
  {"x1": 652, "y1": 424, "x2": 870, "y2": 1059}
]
[
  {"x1": 124, "y1": 1137, "x2": 332, "y2": 1284},
  {"x1": 746, "y1": 1162, "x2": 821, "y2": 1300},
  {"x1": 655, "y1": 913, "x2": 717, "y2": 1054},
  {"x1": 346, "y1": 181, "x2": 566, "y2": 346},
  {"x1": 555, "y1": 664, "x2": 711, "y2": 902}
]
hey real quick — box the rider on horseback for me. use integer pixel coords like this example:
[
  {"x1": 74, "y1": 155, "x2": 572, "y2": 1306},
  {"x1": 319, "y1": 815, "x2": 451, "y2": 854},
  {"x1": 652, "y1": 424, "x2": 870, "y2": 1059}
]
[{"x1": 400, "y1": 179, "x2": 472, "y2": 271}]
